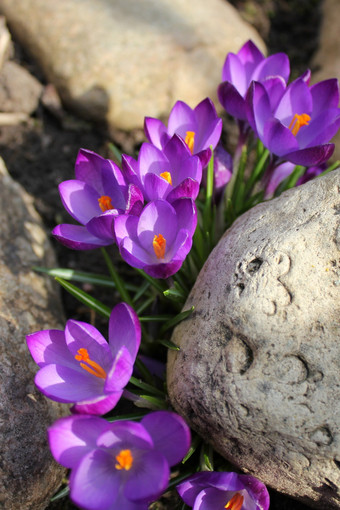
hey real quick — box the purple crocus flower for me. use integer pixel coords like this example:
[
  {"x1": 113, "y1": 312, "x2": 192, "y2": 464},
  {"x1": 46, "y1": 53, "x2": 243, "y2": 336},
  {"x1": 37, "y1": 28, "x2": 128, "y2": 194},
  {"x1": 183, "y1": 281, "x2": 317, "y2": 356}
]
[
  {"x1": 48, "y1": 411, "x2": 191, "y2": 510},
  {"x1": 114, "y1": 198, "x2": 197, "y2": 279},
  {"x1": 265, "y1": 161, "x2": 325, "y2": 198},
  {"x1": 53, "y1": 148, "x2": 144, "y2": 250},
  {"x1": 177, "y1": 471, "x2": 270, "y2": 510},
  {"x1": 218, "y1": 40, "x2": 290, "y2": 122},
  {"x1": 122, "y1": 135, "x2": 202, "y2": 202},
  {"x1": 26, "y1": 303, "x2": 141, "y2": 415},
  {"x1": 246, "y1": 77, "x2": 340, "y2": 166},
  {"x1": 144, "y1": 98, "x2": 222, "y2": 167}
]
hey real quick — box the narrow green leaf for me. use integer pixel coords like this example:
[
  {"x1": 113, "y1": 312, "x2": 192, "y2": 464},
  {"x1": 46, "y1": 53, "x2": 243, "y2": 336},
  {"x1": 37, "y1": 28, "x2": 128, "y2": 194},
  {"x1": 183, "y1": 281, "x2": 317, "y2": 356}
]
[
  {"x1": 105, "y1": 410, "x2": 148, "y2": 422},
  {"x1": 136, "y1": 296, "x2": 155, "y2": 315},
  {"x1": 274, "y1": 165, "x2": 305, "y2": 197},
  {"x1": 182, "y1": 434, "x2": 202, "y2": 463},
  {"x1": 167, "y1": 471, "x2": 194, "y2": 490},
  {"x1": 50, "y1": 486, "x2": 70, "y2": 502},
  {"x1": 101, "y1": 248, "x2": 133, "y2": 306},
  {"x1": 33, "y1": 266, "x2": 138, "y2": 291},
  {"x1": 163, "y1": 287, "x2": 186, "y2": 303},
  {"x1": 134, "y1": 268, "x2": 167, "y2": 295},
  {"x1": 317, "y1": 160, "x2": 340, "y2": 178},
  {"x1": 158, "y1": 338, "x2": 180, "y2": 351},
  {"x1": 108, "y1": 142, "x2": 122, "y2": 164},
  {"x1": 132, "y1": 393, "x2": 167, "y2": 409},
  {"x1": 161, "y1": 306, "x2": 194, "y2": 334},
  {"x1": 139, "y1": 314, "x2": 172, "y2": 322},
  {"x1": 200, "y1": 442, "x2": 214, "y2": 471},
  {"x1": 132, "y1": 280, "x2": 150, "y2": 303},
  {"x1": 245, "y1": 148, "x2": 270, "y2": 195},
  {"x1": 55, "y1": 277, "x2": 111, "y2": 318},
  {"x1": 129, "y1": 376, "x2": 165, "y2": 397}
]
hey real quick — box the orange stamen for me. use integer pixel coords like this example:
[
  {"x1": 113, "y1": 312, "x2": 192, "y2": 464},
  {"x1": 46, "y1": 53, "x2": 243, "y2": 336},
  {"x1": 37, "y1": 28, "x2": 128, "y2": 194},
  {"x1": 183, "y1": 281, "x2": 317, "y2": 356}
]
[
  {"x1": 115, "y1": 449, "x2": 133, "y2": 471},
  {"x1": 98, "y1": 195, "x2": 114, "y2": 212},
  {"x1": 153, "y1": 233, "x2": 166, "y2": 259},
  {"x1": 160, "y1": 171, "x2": 172, "y2": 185},
  {"x1": 185, "y1": 131, "x2": 195, "y2": 153},
  {"x1": 74, "y1": 348, "x2": 106, "y2": 379},
  {"x1": 288, "y1": 113, "x2": 311, "y2": 136},
  {"x1": 225, "y1": 493, "x2": 244, "y2": 510}
]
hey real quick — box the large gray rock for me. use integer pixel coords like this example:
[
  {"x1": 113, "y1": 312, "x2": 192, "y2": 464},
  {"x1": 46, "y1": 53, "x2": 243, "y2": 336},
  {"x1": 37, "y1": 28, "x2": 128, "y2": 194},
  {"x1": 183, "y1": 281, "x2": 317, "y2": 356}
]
[
  {"x1": 0, "y1": 158, "x2": 67, "y2": 510},
  {"x1": 168, "y1": 170, "x2": 340, "y2": 509},
  {"x1": 0, "y1": 0, "x2": 264, "y2": 131}
]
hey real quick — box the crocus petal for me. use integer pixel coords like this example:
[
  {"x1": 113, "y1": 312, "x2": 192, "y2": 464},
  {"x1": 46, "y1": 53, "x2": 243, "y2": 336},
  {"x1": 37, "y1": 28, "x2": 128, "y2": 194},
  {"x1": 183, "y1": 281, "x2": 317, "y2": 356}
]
[
  {"x1": 35, "y1": 364, "x2": 104, "y2": 403},
  {"x1": 168, "y1": 101, "x2": 196, "y2": 137},
  {"x1": 121, "y1": 154, "x2": 140, "y2": 187},
  {"x1": 52, "y1": 224, "x2": 111, "y2": 250},
  {"x1": 142, "y1": 259, "x2": 183, "y2": 279},
  {"x1": 284, "y1": 144, "x2": 334, "y2": 166},
  {"x1": 218, "y1": 81, "x2": 247, "y2": 120},
  {"x1": 297, "y1": 109, "x2": 340, "y2": 148},
  {"x1": 263, "y1": 118, "x2": 298, "y2": 156},
  {"x1": 71, "y1": 391, "x2": 123, "y2": 416},
  {"x1": 144, "y1": 116, "x2": 169, "y2": 149},
  {"x1": 125, "y1": 450, "x2": 170, "y2": 503},
  {"x1": 274, "y1": 78, "x2": 312, "y2": 126},
  {"x1": 125, "y1": 184, "x2": 144, "y2": 215},
  {"x1": 196, "y1": 147, "x2": 212, "y2": 169},
  {"x1": 138, "y1": 143, "x2": 169, "y2": 183},
  {"x1": 97, "y1": 420, "x2": 153, "y2": 450},
  {"x1": 237, "y1": 40, "x2": 264, "y2": 81},
  {"x1": 137, "y1": 200, "x2": 178, "y2": 250},
  {"x1": 247, "y1": 81, "x2": 273, "y2": 139},
  {"x1": 239, "y1": 474, "x2": 270, "y2": 510},
  {"x1": 114, "y1": 214, "x2": 139, "y2": 246},
  {"x1": 109, "y1": 303, "x2": 141, "y2": 360},
  {"x1": 65, "y1": 319, "x2": 112, "y2": 372},
  {"x1": 27, "y1": 329, "x2": 73, "y2": 368},
  {"x1": 192, "y1": 487, "x2": 232, "y2": 510},
  {"x1": 144, "y1": 173, "x2": 171, "y2": 201},
  {"x1": 119, "y1": 237, "x2": 151, "y2": 268},
  {"x1": 172, "y1": 198, "x2": 197, "y2": 237},
  {"x1": 177, "y1": 472, "x2": 244, "y2": 506},
  {"x1": 105, "y1": 346, "x2": 133, "y2": 392},
  {"x1": 265, "y1": 161, "x2": 295, "y2": 197},
  {"x1": 222, "y1": 52, "x2": 247, "y2": 96},
  {"x1": 75, "y1": 148, "x2": 124, "y2": 191},
  {"x1": 86, "y1": 210, "x2": 117, "y2": 242},
  {"x1": 141, "y1": 411, "x2": 191, "y2": 466},
  {"x1": 70, "y1": 449, "x2": 120, "y2": 510},
  {"x1": 253, "y1": 52, "x2": 290, "y2": 85},
  {"x1": 166, "y1": 178, "x2": 200, "y2": 202},
  {"x1": 194, "y1": 98, "x2": 222, "y2": 151},
  {"x1": 48, "y1": 414, "x2": 110, "y2": 468},
  {"x1": 58, "y1": 180, "x2": 101, "y2": 225},
  {"x1": 163, "y1": 133, "x2": 193, "y2": 164},
  {"x1": 262, "y1": 76, "x2": 286, "y2": 111},
  {"x1": 310, "y1": 79, "x2": 340, "y2": 117}
]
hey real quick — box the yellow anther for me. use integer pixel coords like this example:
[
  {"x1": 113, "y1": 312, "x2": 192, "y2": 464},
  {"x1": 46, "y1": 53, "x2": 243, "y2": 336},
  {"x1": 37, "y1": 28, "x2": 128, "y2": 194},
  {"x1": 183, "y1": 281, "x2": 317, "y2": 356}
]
[
  {"x1": 288, "y1": 113, "x2": 311, "y2": 136},
  {"x1": 153, "y1": 233, "x2": 166, "y2": 259},
  {"x1": 115, "y1": 449, "x2": 133, "y2": 471},
  {"x1": 185, "y1": 131, "x2": 195, "y2": 153},
  {"x1": 225, "y1": 492, "x2": 244, "y2": 510},
  {"x1": 160, "y1": 171, "x2": 172, "y2": 185},
  {"x1": 74, "y1": 348, "x2": 106, "y2": 379},
  {"x1": 98, "y1": 195, "x2": 114, "y2": 212}
]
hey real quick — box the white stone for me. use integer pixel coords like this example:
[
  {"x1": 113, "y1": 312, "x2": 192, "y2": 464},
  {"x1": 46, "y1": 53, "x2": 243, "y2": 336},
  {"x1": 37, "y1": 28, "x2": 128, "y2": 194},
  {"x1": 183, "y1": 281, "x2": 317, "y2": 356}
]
[{"x1": 168, "y1": 170, "x2": 340, "y2": 509}]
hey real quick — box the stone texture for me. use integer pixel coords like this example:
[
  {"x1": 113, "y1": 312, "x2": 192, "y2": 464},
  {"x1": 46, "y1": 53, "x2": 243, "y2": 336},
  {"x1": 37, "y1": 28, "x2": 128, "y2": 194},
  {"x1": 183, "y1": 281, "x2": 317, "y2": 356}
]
[
  {"x1": 168, "y1": 170, "x2": 340, "y2": 509},
  {"x1": 312, "y1": 0, "x2": 340, "y2": 161},
  {"x1": 0, "y1": 60, "x2": 43, "y2": 114},
  {"x1": 0, "y1": 158, "x2": 67, "y2": 510},
  {"x1": 0, "y1": 0, "x2": 264, "y2": 131}
]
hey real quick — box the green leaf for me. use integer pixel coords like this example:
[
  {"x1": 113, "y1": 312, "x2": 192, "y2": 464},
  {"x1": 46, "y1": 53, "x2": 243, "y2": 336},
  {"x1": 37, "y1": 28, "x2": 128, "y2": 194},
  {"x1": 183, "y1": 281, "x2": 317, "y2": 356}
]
[
  {"x1": 139, "y1": 314, "x2": 173, "y2": 322},
  {"x1": 105, "y1": 410, "x2": 148, "y2": 422},
  {"x1": 33, "y1": 266, "x2": 138, "y2": 291},
  {"x1": 158, "y1": 338, "x2": 180, "y2": 350},
  {"x1": 131, "y1": 393, "x2": 167, "y2": 410},
  {"x1": 129, "y1": 376, "x2": 165, "y2": 398},
  {"x1": 134, "y1": 268, "x2": 167, "y2": 295},
  {"x1": 200, "y1": 442, "x2": 214, "y2": 471},
  {"x1": 108, "y1": 142, "x2": 122, "y2": 164},
  {"x1": 101, "y1": 248, "x2": 133, "y2": 306},
  {"x1": 55, "y1": 277, "x2": 111, "y2": 318},
  {"x1": 160, "y1": 306, "x2": 194, "y2": 334},
  {"x1": 182, "y1": 434, "x2": 202, "y2": 463},
  {"x1": 163, "y1": 287, "x2": 186, "y2": 303},
  {"x1": 50, "y1": 485, "x2": 70, "y2": 502},
  {"x1": 245, "y1": 148, "x2": 270, "y2": 195}
]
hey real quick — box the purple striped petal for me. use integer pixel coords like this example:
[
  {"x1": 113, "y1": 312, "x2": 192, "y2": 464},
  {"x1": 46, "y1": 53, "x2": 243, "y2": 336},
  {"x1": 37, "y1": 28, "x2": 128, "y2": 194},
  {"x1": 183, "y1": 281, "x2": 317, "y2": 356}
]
[
  {"x1": 218, "y1": 81, "x2": 247, "y2": 120},
  {"x1": 263, "y1": 118, "x2": 298, "y2": 156},
  {"x1": 246, "y1": 81, "x2": 272, "y2": 139},
  {"x1": 222, "y1": 52, "x2": 247, "y2": 96},
  {"x1": 284, "y1": 144, "x2": 334, "y2": 166},
  {"x1": 105, "y1": 346, "x2": 133, "y2": 392},
  {"x1": 253, "y1": 52, "x2": 290, "y2": 84},
  {"x1": 59, "y1": 180, "x2": 100, "y2": 225},
  {"x1": 144, "y1": 116, "x2": 169, "y2": 149},
  {"x1": 70, "y1": 449, "x2": 120, "y2": 510},
  {"x1": 142, "y1": 259, "x2": 183, "y2": 279},
  {"x1": 48, "y1": 414, "x2": 110, "y2": 468},
  {"x1": 237, "y1": 40, "x2": 264, "y2": 80},
  {"x1": 125, "y1": 450, "x2": 169, "y2": 503},
  {"x1": 166, "y1": 178, "x2": 200, "y2": 202},
  {"x1": 297, "y1": 109, "x2": 340, "y2": 148},
  {"x1": 86, "y1": 210, "x2": 117, "y2": 242},
  {"x1": 137, "y1": 200, "x2": 177, "y2": 250},
  {"x1": 141, "y1": 411, "x2": 191, "y2": 466},
  {"x1": 168, "y1": 101, "x2": 196, "y2": 138},
  {"x1": 194, "y1": 98, "x2": 222, "y2": 151},
  {"x1": 71, "y1": 391, "x2": 123, "y2": 416},
  {"x1": 52, "y1": 224, "x2": 112, "y2": 250},
  {"x1": 144, "y1": 173, "x2": 171, "y2": 201},
  {"x1": 310, "y1": 79, "x2": 340, "y2": 117},
  {"x1": 27, "y1": 329, "x2": 73, "y2": 368},
  {"x1": 109, "y1": 303, "x2": 141, "y2": 360},
  {"x1": 275, "y1": 78, "x2": 312, "y2": 126}
]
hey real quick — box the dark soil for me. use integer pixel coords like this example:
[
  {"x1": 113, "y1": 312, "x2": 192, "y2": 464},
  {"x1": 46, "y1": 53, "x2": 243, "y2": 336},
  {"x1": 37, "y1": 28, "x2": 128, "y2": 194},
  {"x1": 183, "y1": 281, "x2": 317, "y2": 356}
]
[{"x1": 0, "y1": 1, "x2": 324, "y2": 509}]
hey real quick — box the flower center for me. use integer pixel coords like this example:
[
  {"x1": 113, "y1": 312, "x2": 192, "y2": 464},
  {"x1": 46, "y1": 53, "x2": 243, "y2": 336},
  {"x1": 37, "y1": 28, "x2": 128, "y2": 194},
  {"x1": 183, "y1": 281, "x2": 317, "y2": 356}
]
[
  {"x1": 225, "y1": 493, "x2": 244, "y2": 510},
  {"x1": 160, "y1": 171, "x2": 172, "y2": 185},
  {"x1": 153, "y1": 233, "x2": 166, "y2": 259},
  {"x1": 185, "y1": 131, "x2": 195, "y2": 153},
  {"x1": 98, "y1": 195, "x2": 114, "y2": 212},
  {"x1": 74, "y1": 348, "x2": 107, "y2": 379},
  {"x1": 288, "y1": 113, "x2": 311, "y2": 136},
  {"x1": 115, "y1": 449, "x2": 133, "y2": 471}
]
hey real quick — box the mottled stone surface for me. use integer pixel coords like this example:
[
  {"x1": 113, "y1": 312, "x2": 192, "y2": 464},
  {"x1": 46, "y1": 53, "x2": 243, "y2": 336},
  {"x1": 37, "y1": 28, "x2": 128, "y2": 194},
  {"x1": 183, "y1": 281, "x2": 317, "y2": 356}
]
[
  {"x1": 0, "y1": 60, "x2": 43, "y2": 114},
  {"x1": 0, "y1": 158, "x2": 67, "y2": 510},
  {"x1": 168, "y1": 170, "x2": 340, "y2": 509},
  {"x1": 0, "y1": 0, "x2": 264, "y2": 131}
]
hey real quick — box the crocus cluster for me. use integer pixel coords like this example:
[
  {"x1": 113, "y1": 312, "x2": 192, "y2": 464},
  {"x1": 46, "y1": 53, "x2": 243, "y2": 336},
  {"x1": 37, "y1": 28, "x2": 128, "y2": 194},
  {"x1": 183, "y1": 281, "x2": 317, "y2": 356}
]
[{"x1": 53, "y1": 98, "x2": 223, "y2": 279}]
